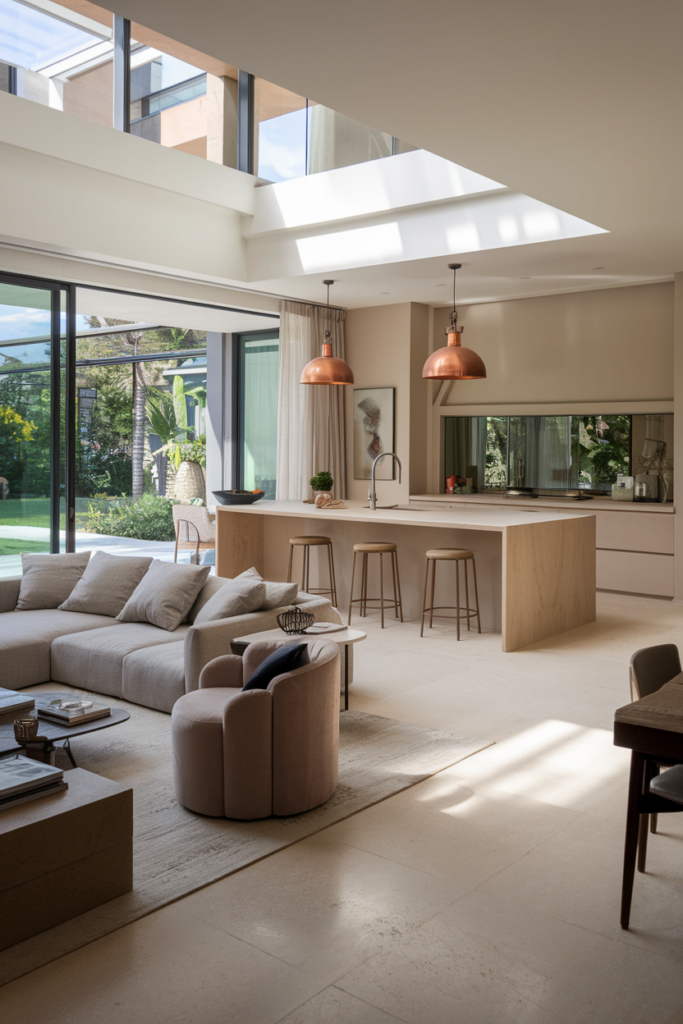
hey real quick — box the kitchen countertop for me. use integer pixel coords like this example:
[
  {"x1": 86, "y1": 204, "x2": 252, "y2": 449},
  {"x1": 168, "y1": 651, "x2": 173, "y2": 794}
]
[
  {"x1": 215, "y1": 499, "x2": 594, "y2": 533},
  {"x1": 410, "y1": 493, "x2": 674, "y2": 514}
]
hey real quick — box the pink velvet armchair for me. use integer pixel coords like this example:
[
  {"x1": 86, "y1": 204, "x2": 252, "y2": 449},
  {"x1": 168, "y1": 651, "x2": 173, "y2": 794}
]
[{"x1": 171, "y1": 639, "x2": 340, "y2": 819}]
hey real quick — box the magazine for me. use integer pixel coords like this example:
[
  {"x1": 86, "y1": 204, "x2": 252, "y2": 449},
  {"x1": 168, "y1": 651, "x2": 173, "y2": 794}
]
[
  {"x1": 0, "y1": 754, "x2": 63, "y2": 800},
  {"x1": 0, "y1": 687, "x2": 35, "y2": 715},
  {"x1": 305, "y1": 622, "x2": 346, "y2": 634},
  {"x1": 35, "y1": 698, "x2": 110, "y2": 726}
]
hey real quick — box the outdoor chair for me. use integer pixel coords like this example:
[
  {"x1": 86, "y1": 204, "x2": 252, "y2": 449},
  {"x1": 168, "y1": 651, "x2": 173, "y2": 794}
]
[{"x1": 172, "y1": 504, "x2": 216, "y2": 565}]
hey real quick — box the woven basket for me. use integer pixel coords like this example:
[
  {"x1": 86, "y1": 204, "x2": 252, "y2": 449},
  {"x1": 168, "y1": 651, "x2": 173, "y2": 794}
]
[{"x1": 276, "y1": 607, "x2": 315, "y2": 635}]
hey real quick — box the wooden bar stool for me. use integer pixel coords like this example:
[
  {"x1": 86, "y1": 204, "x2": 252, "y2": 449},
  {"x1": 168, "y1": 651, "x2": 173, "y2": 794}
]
[
  {"x1": 348, "y1": 542, "x2": 403, "y2": 628},
  {"x1": 420, "y1": 548, "x2": 481, "y2": 640},
  {"x1": 287, "y1": 536, "x2": 338, "y2": 606}
]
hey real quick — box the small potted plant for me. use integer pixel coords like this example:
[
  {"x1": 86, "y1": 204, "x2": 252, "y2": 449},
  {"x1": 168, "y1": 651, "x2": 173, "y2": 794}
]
[{"x1": 310, "y1": 471, "x2": 333, "y2": 504}]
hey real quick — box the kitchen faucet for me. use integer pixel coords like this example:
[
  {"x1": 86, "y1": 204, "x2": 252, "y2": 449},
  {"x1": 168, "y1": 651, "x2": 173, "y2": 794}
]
[{"x1": 369, "y1": 452, "x2": 402, "y2": 510}]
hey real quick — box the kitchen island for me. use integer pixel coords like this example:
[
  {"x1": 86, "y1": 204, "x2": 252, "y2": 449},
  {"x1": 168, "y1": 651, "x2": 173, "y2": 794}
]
[{"x1": 215, "y1": 500, "x2": 596, "y2": 652}]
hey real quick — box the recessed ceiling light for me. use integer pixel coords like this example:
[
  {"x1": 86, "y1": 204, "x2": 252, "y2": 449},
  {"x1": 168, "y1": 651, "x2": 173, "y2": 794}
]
[
  {"x1": 380, "y1": 291, "x2": 390, "y2": 295},
  {"x1": 519, "y1": 276, "x2": 532, "y2": 280},
  {"x1": 435, "y1": 283, "x2": 446, "y2": 287},
  {"x1": 592, "y1": 266, "x2": 604, "y2": 270}
]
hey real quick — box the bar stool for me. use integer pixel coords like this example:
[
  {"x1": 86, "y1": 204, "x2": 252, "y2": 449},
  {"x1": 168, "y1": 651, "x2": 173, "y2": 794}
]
[
  {"x1": 348, "y1": 542, "x2": 403, "y2": 628},
  {"x1": 420, "y1": 548, "x2": 481, "y2": 640},
  {"x1": 287, "y1": 536, "x2": 338, "y2": 606}
]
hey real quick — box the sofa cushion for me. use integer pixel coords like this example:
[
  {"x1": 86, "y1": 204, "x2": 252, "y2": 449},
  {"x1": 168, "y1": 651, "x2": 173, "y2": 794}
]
[
  {"x1": 238, "y1": 567, "x2": 298, "y2": 610},
  {"x1": 51, "y1": 622, "x2": 190, "y2": 698},
  {"x1": 0, "y1": 609, "x2": 120, "y2": 689},
  {"x1": 193, "y1": 577, "x2": 265, "y2": 626},
  {"x1": 118, "y1": 560, "x2": 211, "y2": 631},
  {"x1": 59, "y1": 551, "x2": 153, "y2": 617},
  {"x1": 242, "y1": 643, "x2": 309, "y2": 692},
  {"x1": 16, "y1": 552, "x2": 91, "y2": 611},
  {"x1": 122, "y1": 641, "x2": 186, "y2": 714}
]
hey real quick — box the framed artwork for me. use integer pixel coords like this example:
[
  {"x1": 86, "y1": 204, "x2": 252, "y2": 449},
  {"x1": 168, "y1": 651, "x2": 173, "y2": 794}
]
[{"x1": 353, "y1": 387, "x2": 396, "y2": 480}]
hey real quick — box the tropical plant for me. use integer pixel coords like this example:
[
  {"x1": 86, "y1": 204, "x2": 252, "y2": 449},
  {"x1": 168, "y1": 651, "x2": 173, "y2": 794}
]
[
  {"x1": 146, "y1": 391, "x2": 194, "y2": 469},
  {"x1": 310, "y1": 470, "x2": 333, "y2": 491},
  {"x1": 176, "y1": 435, "x2": 206, "y2": 467}
]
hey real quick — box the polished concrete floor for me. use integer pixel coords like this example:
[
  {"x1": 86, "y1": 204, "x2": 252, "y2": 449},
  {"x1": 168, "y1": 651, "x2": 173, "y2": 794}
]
[{"x1": 2, "y1": 592, "x2": 683, "y2": 1023}]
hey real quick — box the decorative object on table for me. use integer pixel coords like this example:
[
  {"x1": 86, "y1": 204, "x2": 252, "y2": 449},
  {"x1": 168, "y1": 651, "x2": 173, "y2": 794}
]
[
  {"x1": 310, "y1": 470, "x2": 333, "y2": 503},
  {"x1": 634, "y1": 472, "x2": 659, "y2": 503},
  {"x1": 212, "y1": 489, "x2": 264, "y2": 505},
  {"x1": 276, "y1": 607, "x2": 316, "y2": 634},
  {"x1": 0, "y1": 687, "x2": 35, "y2": 715},
  {"x1": 300, "y1": 280, "x2": 354, "y2": 385},
  {"x1": 315, "y1": 497, "x2": 346, "y2": 509},
  {"x1": 422, "y1": 263, "x2": 487, "y2": 380},
  {"x1": 305, "y1": 622, "x2": 346, "y2": 634},
  {"x1": 353, "y1": 387, "x2": 395, "y2": 479},
  {"x1": 0, "y1": 754, "x2": 66, "y2": 811},
  {"x1": 13, "y1": 718, "x2": 39, "y2": 743},
  {"x1": 612, "y1": 474, "x2": 634, "y2": 501},
  {"x1": 35, "y1": 697, "x2": 111, "y2": 726}
]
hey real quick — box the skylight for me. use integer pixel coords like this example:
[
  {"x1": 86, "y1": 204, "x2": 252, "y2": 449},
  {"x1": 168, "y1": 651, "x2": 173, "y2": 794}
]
[{"x1": 0, "y1": 0, "x2": 100, "y2": 71}]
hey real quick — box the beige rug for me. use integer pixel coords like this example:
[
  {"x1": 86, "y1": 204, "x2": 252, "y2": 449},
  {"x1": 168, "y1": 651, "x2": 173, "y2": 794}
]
[{"x1": 0, "y1": 686, "x2": 491, "y2": 986}]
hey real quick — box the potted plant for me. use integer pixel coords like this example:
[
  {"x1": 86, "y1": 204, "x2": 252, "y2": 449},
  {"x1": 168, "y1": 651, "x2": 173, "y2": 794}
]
[{"x1": 310, "y1": 470, "x2": 333, "y2": 503}]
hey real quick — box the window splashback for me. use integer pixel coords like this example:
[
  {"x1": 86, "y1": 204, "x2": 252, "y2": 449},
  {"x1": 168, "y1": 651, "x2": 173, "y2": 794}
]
[{"x1": 444, "y1": 414, "x2": 673, "y2": 497}]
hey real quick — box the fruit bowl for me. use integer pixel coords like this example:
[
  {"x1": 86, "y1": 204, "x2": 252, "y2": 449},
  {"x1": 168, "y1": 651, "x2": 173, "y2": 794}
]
[{"x1": 212, "y1": 490, "x2": 265, "y2": 505}]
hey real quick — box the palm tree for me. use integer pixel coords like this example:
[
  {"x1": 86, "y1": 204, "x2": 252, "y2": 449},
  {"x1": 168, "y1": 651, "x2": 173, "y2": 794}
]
[
  {"x1": 125, "y1": 332, "x2": 145, "y2": 497},
  {"x1": 146, "y1": 391, "x2": 193, "y2": 495}
]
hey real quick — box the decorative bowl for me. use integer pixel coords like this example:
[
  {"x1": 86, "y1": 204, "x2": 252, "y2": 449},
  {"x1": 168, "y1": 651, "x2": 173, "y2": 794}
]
[
  {"x1": 213, "y1": 490, "x2": 264, "y2": 505},
  {"x1": 276, "y1": 608, "x2": 315, "y2": 635}
]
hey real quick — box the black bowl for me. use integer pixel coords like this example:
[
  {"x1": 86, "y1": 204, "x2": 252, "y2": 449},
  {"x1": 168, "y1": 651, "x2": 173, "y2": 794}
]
[{"x1": 213, "y1": 490, "x2": 265, "y2": 505}]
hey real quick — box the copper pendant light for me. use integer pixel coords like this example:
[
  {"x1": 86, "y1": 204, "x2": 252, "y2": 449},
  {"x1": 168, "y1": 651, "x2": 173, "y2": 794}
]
[
  {"x1": 422, "y1": 263, "x2": 487, "y2": 380},
  {"x1": 300, "y1": 280, "x2": 354, "y2": 385}
]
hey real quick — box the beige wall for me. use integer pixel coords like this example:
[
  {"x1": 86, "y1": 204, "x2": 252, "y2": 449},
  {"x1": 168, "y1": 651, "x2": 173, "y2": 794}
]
[
  {"x1": 345, "y1": 302, "x2": 429, "y2": 503},
  {"x1": 434, "y1": 282, "x2": 674, "y2": 407}
]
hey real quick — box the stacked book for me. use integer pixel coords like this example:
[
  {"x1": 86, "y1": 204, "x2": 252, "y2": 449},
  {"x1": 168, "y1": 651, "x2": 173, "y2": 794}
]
[
  {"x1": 0, "y1": 687, "x2": 35, "y2": 715},
  {"x1": 35, "y1": 698, "x2": 110, "y2": 726},
  {"x1": 0, "y1": 755, "x2": 67, "y2": 811}
]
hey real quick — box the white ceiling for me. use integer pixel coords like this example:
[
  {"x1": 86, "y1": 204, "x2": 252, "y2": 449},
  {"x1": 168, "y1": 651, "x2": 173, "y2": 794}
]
[
  {"x1": 77, "y1": 288, "x2": 279, "y2": 333},
  {"x1": 95, "y1": 0, "x2": 683, "y2": 307}
]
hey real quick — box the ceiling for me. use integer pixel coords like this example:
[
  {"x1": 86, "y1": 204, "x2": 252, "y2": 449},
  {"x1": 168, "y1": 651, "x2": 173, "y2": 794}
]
[
  {"x1": 77, "y1": 288, "x2": 279, "y2": 332},
  {"x1": 93, "y1": 0, "x2": 683, "y2": 308}
]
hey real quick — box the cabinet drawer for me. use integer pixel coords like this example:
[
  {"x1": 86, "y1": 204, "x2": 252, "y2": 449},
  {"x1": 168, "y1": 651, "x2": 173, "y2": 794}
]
[
  {"x1": 595, "y1": 511, "x2": 673, "y2": 554},
  {"x1": 596, "y1": 549, "x2": 674, "y2": 597}
]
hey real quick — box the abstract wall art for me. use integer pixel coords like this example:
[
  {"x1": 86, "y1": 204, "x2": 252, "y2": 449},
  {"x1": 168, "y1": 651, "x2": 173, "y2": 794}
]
[{"x1": 353, "y1": 387, "x2": 395, "y2": 479}]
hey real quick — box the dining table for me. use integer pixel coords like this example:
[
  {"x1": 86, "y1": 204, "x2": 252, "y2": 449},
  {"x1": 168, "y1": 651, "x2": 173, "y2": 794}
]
[{"x1": 614, "y1": 676, "x2": 683, "y2": 928}]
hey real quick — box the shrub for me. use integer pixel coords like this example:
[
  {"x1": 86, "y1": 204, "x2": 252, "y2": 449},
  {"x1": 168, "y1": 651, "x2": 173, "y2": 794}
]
[
  {"x1": 310, "y1": 470, "x2": 333, "y2": 491},
  {"x1": 84, "y1": 493, "x2": 177, "y2": 541}
]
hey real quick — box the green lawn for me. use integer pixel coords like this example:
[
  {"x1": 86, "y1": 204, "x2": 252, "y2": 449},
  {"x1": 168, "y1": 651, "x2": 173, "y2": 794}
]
[{"x1": 0, "y1": 539, "x2": 50, "y2": 556}]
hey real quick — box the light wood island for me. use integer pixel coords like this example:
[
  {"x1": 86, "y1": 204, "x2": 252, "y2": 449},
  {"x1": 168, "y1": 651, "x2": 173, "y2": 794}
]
[{"x1": 215, "y1": 500, "x2": 596, "y2": 652}]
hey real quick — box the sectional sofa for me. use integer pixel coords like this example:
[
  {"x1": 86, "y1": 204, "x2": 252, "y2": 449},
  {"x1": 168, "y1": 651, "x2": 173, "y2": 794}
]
[{"x1": 0, "y1": 556, "x2": 342, "y2": 713}]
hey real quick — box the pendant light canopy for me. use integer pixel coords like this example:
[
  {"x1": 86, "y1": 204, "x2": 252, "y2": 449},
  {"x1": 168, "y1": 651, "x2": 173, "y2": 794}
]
[
  {"x1": 422, "y1": 263, "x2": 487, "y2": 380},
  {"x1": 300, "y1": 280, "x2": 354, "y2": 385}
]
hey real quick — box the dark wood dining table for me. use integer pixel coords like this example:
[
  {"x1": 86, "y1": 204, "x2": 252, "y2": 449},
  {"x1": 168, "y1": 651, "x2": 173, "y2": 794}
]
[{"x1": 614, "y1": 675, "x2": 683, "y2": 928}]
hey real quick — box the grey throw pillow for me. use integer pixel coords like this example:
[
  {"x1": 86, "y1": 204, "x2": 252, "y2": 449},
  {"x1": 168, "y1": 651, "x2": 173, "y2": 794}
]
[
  {"x1": 16, "y1": 552, "x2": 91, "y2": 611},
  {"x1": 193, "y1": 577, "x2": 266, "y2": 625},
  {"x1": 59, "y1": 551, "x2": 153, "y2": 617},
  {"x1": 117, "y1": 560, "x2": 211, "y2": 631},
  {"x1": 238, "y1": 567, "x2": 299, "y2": 610}
]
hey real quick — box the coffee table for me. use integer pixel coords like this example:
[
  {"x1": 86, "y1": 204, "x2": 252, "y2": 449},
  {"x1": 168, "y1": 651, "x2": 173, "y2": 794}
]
[
  {"x1": 232, "y1": 627, "x2": 367, "y2": 711},
  {"x1": 0, "y1": 693, "x2": 130, "y2": 767}
]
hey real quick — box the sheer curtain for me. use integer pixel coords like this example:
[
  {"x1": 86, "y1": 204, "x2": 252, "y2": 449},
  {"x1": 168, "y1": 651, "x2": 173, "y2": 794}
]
[{"x1": 276, "y1": 301, "x2": 347, "y2": 499}]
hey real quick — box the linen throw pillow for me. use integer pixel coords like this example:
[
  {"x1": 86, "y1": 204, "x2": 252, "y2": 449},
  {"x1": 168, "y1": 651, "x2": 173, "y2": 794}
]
[
  {"x1": 16, "y1": 552, "x2": 91, "y2": 611},
  {"x1": 59, "y1": 551, "x2": 153, "y2": 617},
  {"x1": 193, "y1": 577, "x2": 266, "y2": 625},
  {"x1": 237, "y1": 567, "x2": 299, "y2": 610},
  {"x1": 242, "y1": 643, "x2": 309, "y2": 691},
  {"x1": 117, "y1": 560, "x2": 211, "y2": 631}
]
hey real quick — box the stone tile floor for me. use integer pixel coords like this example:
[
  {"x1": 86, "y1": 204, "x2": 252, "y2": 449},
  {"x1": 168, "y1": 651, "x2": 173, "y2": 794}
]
[{"x1": 2, "y1": 592, "x2": 683, "y2": 1023}]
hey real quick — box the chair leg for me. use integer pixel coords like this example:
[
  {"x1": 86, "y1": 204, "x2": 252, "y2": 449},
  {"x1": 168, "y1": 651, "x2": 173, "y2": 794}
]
[
  {"x1": 304, "y1": 545, "x2": 311, "y2": 594},
  {"x1": 621, "y1": 751, "x2": 646, "y2": 929},
  {"x1": 464, "y1": 558, "x2": 471, "y2": 631},
  {"x1": 328, "y1": 543, "x2": 338, "y2": 607},
  {"x1": 361, "y1": 553, "x2": 368, "y2": 617},
  {"x1": 174, "y1": 533, "x2": 179, "y2": 563},
  {"x1": 455, "y1": 560, "x2": 461, "y2": 641},
  {"x1": 287, "y1": 544, "x2": 294, "y2": 584},
  {"x1": 348, "y1": 551, "x2": 357, "y2": 625},
  {"x1": 380, "y1": 553, "x2": 385, "y2": 628},
  {"x1": 391, "y1": 549, "x2": 400, "y2": 619},
  {"x1": 651, "y1": 813, "x2": 658, "y2": 834},
  {"x1": 429, "y1": 558, "x2": 436, "y2": 628},
  {"x1": 393, "y1": 550, "x2": 404, "y2": 622},
  {"x1": 420, "y1": 557, "x2": 430, "y2": 637},
  {"x1": 637, "y1": 812, "x2": 650, "y2": 874},
  {"x1": 471, "y1": 556, "x2": 482, "y2": 633}
]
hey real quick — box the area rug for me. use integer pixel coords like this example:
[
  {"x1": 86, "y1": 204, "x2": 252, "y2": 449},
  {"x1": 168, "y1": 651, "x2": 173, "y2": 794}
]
[{"x1": 0, "y1": 686, "x2": 491, "y2": 986}]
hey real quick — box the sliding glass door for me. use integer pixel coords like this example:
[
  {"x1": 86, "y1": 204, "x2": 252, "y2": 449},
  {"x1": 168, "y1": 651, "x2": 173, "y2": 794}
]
[{"x1": 0, "y1": 275, "x2": 72, "y2": 577}]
